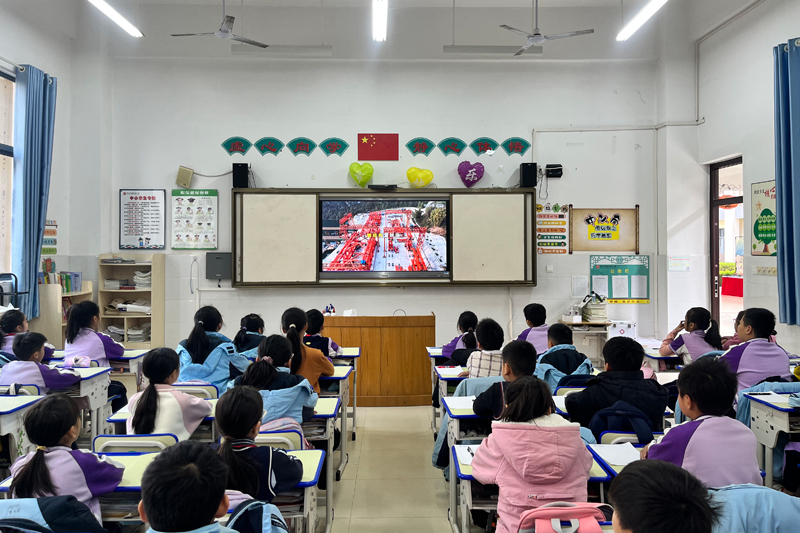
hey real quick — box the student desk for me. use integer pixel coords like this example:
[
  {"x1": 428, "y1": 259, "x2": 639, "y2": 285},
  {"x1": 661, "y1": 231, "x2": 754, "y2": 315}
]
[
  {"x1": 643, "y1": 350, "x2": 682, "y2": 372},
  {"x1": 427, "y1": 347, "x2": 443, "y2": 432},
  {"x1": 301, "y1": 397, "x2": 340, "y2": 533},
  {"x1": 744, "y1": 392, "x2": 800, "y2": 487},
  {"x1": 43, "y1": 351, "x2": 65, "y2": 362},
  {"x1": 334, "y1": 347, "x2": 360, "y2": 439},
  {"x1": 107, "y1": 399, "x2": 218, "y2": 443},
  {"x1": 436, "y1": 366, "x2": 466, "y2": 431},
  {"x1": 0, "y1": 395, "x2": 45, "y2": 459},
  {"x1": 108, "y1": 350, "x2": 148, "y2": 396},
  {"x1": 59, "y1": 367, "x2": 113, "y2": 442},
  {"x1": 319, "y1": 365, "x2": 352, "y2": 480},
  {"x1": 654, "y1": 370, "x2": 680, "y2": 386}
]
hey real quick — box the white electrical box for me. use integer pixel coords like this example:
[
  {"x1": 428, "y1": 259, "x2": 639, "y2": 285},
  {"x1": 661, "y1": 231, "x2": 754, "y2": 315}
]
[{"x1": 608, "y1": 321, "x2": 636, "y2": 339}]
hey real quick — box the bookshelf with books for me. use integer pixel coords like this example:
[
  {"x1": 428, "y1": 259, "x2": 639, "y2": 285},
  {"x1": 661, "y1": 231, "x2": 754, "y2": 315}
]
[
  {"x1": 98, "y1": 253, "x2": 165, "y2": 350},
  {"x1": 29, "y1": 281, "x2": 94, "y2": 349}
]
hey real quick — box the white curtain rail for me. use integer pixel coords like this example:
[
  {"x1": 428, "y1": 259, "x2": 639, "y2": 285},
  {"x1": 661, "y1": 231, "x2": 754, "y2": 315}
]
[{"x1": 0, "y1": 56, "x2": 24, "y2": 72}]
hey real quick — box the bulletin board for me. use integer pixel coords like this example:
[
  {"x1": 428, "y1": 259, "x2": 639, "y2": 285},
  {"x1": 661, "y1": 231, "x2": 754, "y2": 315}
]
[
  {"x1": 589, "y1": 255, "x2": 650, "y2": 304},
  {"x1": 536, "y1": 201, "x2": 569, "y2": 255},
  {"x1": 569, "y1": 206, "x2": 639, "y2": 254},
  {"x1": 751, "y1": 180, "x2": 777, "y2": 256}
]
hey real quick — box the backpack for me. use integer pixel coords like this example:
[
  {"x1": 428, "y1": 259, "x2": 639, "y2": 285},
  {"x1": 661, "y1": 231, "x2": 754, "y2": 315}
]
[
  {"x1": 557, "y1": 374, "x2": 594, "y2": 388},
  {"x1": 517, "y1": 502, "x2": 613, "y2": 533},
  {"x1": 587, "y1": 400, "x2": 654, "y2": 444},
  {"x1": 0, "y1": 496, "x2": 107, "y2": 533},
  {"x1": 227, "y1": 499, "x2": 289, "y2": 533}
]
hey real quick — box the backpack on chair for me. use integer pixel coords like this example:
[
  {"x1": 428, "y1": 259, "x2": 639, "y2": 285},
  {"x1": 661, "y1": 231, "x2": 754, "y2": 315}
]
[
  {"x1": 227, "y1": 499, "x2": 289, "y2": 533},
  {"x1": 518, "y1": 502, "x2": 613, "y2": 533},
  {"x1": 587, "y1": 400, "x2": 654, "y2": 444}
]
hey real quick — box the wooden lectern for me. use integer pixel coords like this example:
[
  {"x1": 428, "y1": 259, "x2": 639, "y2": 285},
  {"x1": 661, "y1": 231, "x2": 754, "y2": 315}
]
[{"x1": 324, "y1": 314, "x2": 435, "y2": 407}]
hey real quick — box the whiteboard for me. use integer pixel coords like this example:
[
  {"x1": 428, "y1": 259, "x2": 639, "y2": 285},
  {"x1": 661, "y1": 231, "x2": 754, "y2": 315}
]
[
  {"x1": 452, "y1": 194, "x2": 527, "y2": 282},
  {"x1": 240, "y1": 194, "x2": 317, "y2": 283}
]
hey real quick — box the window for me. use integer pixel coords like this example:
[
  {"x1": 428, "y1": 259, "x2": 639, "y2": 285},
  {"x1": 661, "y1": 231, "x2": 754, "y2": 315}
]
[{"x1": 0, "y1": 70, "x2": 13, "y2": 273}]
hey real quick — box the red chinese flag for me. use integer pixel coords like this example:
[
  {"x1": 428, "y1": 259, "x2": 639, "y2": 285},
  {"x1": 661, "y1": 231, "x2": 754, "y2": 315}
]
[{"x1": 357, "y1": 133, "x2": 399, "y2": 161}]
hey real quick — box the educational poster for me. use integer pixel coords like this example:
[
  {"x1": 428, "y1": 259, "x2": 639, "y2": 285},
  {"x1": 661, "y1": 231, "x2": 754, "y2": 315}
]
[
  {"x1": 119, "y1": 190, "x2": 166, "y2": 250},
  {"x1": 590, "y1": 255, "x2": 650, "y2": 304},
  {"x1": 569, "y1": 206, "x2": 639, "y2": 253},
  {"x1": 751, "y1": 180, "x2": 777, "y2": 256},
  {"x1": 536, "y1": 202, "x2": 569, "y2": 254},
  {"x1": 42, "y1": 219, "x2": 58, "y2": 255},
  {"x1": 172, "y1": 189, "x2": 218, "y2": 250}
]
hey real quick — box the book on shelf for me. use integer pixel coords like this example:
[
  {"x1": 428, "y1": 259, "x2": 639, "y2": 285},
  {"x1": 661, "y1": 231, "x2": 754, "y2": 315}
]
[{"x1": 37, "y1": 271, "x2": 84, "y2": 294}]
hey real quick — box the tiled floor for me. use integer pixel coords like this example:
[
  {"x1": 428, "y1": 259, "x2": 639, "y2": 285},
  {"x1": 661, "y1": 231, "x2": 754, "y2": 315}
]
[{"x1": 316, "y1": 406, "x2": 451, "y2": 533}]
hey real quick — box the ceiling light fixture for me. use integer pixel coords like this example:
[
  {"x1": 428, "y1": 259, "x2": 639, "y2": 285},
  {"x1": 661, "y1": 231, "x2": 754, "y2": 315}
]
[
  {"x1": 373, "y1": 0, "x2": 388, "y2": 42},
  {"x1": 87, "y1": 0, "x2": 144, "y2": 37},
  {"x1": 616, "y1": 0, "x2": 668, "y2": 42}
]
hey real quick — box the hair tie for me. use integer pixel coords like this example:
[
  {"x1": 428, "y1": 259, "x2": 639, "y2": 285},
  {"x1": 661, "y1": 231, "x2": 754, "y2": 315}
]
[
  {"x1": 289, "y1": 324, "x2": 296, "y2": 329},
  {"x1": 241, "y1": 326, "x2": 248, "y2": 331},
  {"x1": 468, "y1": 328, "x2": 474, "y2": 332},
  {"x1": 223, "y1": 435, "x2": 233, "y2": 441},
  {"x1": 263, "y1": 356, "x2": 273, "y2": 364},
  {"x1": 36, "y1": 446, "x2": 46, "y2": 451},
  {"x1": 772, "y1": 330, "x2": 778, "y2": 336},
  {"x1": 197, "y1": 320, "x2": 204, "y2": 325},
  {"x1": 705, "y1": 323, "x2": 713, "y2": 333}
]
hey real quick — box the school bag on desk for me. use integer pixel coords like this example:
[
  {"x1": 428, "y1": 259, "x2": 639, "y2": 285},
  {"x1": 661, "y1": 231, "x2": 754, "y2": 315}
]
[
  {"x1": 517, "y1": 502, "x2": 613, "y2": 533},
  {"x1": 0, "y1": 495, "x2": 107, "y2": 533},
  {"x1": 587, "y1": 400, "x2": 654, "y2": 444}
]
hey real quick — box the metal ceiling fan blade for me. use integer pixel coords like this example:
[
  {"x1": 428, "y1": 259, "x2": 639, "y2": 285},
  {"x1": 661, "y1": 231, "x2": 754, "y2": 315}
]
[
  {"x1": 229, "y1": 34, "x2": 269, "y2": 48},
  {"x1": 513, "y1": 41, "x2": 536, "y2": 56},
  {"x1": 220, "y1": 15, "x2": 235, "y2": 34},
  {"x1": 170, "y1": 33, "x2": 217, "y2": 37},
  {"x1": 500, "y1": 25, "x2": 534, "y2": 39},
  {"x1": 543, "y1": 29, "x2": 594, "y2": 41}
]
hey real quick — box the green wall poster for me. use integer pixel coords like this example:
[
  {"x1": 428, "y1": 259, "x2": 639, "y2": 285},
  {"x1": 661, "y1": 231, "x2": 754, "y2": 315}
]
[
  {"x1": 751, "y1": 180, "x2": 777, "y2": 256},
  {"x1": 590, "y1": 255, "x2": 650, "y2": 304}
]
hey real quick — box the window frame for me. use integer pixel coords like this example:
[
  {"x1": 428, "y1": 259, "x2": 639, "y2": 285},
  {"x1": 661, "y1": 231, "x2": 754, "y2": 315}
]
[{"x1": 0, "y1": 68, "x2": 12, "y2": 157}]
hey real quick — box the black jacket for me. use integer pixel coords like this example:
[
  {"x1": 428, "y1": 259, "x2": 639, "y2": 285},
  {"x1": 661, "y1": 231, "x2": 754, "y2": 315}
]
[
  {"x1": 540, "y1": 346, "x2": 590, "y2": 375},
  {"x1": 564, "y1": 370, "x2": 669, "y2": 430},
  {"x1": 473, "y1": 381, "x2": 509, "y2": 420},
  {"x1": 235, "y1": 332, "x2": 265, "y2": 353},
  {"x1": 225, "y1": 439, "x2": 304, "y2": 502}
]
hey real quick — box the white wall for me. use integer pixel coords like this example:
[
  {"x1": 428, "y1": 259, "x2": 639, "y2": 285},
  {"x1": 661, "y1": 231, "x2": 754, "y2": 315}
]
[{"x1": 697, "y1": 0, "x2": 800, "y2": 352}]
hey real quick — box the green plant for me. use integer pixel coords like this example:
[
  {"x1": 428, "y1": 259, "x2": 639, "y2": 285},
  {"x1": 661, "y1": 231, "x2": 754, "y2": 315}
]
[{"x1": 719, "y1": 262, "x2": 736, "y2": 276}]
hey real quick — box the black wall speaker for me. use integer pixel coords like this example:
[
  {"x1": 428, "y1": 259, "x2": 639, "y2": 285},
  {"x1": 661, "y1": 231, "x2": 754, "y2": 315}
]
[
  {"x1": 232, "y1": 163, "x2": 249, "y2": 188},
  {"x1": 520, "y1": 163, "x2": 538, "y2": 188}
]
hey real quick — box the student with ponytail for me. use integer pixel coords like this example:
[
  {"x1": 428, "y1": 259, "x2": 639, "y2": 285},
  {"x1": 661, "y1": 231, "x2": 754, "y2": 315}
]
[
  {"x1": 127, "y1": 348, "x2": 212, "y2": 440},
  {"x1": 215, "y1": 386, "x2": 303, "y2": 502},
  {"x1": 177, "y1": 306, "x2": 250, "y2": 390},
  {"x1": 232, "y1": 313, "x2": 266, "y2": 359},
  {"x1": 659, "y1": 307, "x2": 723, "y2": 364},
  {"x1": 10, "y1": 394, "x2": 124, "y2": 524},
  {"x1": 282, "y1": 307, "x2": 333, "y2": 393},
  {"x1": 0, "y1": 309, "x2": 55, "y2": 359},
  {"x1": 441, "y1": 311, "x2": 478, "y2": 365}
]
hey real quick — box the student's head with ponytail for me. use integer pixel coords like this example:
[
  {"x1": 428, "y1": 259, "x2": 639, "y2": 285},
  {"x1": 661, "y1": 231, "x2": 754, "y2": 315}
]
[
  {"x1": 685, "y1": 307, "x2": 723, "y2": 350},
  {"x1": 457, "y1": 311, "x2": 478, "y2": 351},
  {"x1": 500, "y1": 376, "x2": 555, "y2": 423},
  {"x1": 65, "y1": 301, "x2": 101, "y2": 344},
  {"x1": 240, "y1": 335, "x2": 293, "y2": 390},
  {"x1": 281, "y1": 308, "x2": 307, "y2": 375},
  {"x1": 131, "y1": 348, "x2": 181, "y2": 435},
  {"x1": 185, "y1": 306, "x2": 224, "y2": 364},
  {"x1": 215, "y1": 386, "x2": 263, "y2": 496},
  {"x1": 11, "y1": 394, "x2": 81, "y2": 498},
  {"x1": 233, "y1": 313, "x2": 265, "y2": 352},
  {"x1": 0, "y1": 309, "x2": 27, "y2": 334}
]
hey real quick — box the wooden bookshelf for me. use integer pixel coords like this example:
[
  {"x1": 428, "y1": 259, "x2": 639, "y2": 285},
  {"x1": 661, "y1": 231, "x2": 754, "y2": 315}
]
[
  {"x1": 30, "y1": 281, "x2": 94, "y2": 349},
  {"x1": 97, "y1": 253, "x2": 165, "y2": 350}
]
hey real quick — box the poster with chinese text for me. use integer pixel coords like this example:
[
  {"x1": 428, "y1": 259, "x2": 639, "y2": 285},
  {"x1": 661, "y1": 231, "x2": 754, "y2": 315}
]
[
  {"x1": 536, "y1": 202, "x2": 569, "y2": 255},
  {"x1": 589, "y1": 255, "x2": 650, "y2": 304},
  {"x1": 119, "y1": 190, "x2": 166, "y2": 249},
  {"x1": 751, "y1": 180, "x2": 777, "y2": 256},
  {"x1": 172, "y1": 189, "x2": 218, "y2": 250}
]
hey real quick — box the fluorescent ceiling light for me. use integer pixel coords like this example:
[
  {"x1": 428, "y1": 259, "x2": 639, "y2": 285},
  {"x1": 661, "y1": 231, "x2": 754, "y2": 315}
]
[
  {"x1": 616, "y1": 0, "x2": 668, "y2": 41},
  {"x1": 87, "y1": 0, "x2": 144, "y2": 38},
  {"x1": 373, "y1": 0, "x2": 388, "y2": 42},
  {"x1": 443, "y1": 45, "x2": 543, "y2": 57}
]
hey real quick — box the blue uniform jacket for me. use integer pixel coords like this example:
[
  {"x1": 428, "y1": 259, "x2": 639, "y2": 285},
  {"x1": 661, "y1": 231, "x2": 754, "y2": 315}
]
[{"x1": 177, "y1": 332, "x2": 250, "y2": 391}]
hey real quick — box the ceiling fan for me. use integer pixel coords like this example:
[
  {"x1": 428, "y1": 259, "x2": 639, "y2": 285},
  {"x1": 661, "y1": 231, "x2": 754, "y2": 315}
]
[
  {"x1": 171, "y1": 0, "x2": 268, "y2": 49},
  {"x1": 500, "y1": 0, "x2": 594, "y2": 56}
]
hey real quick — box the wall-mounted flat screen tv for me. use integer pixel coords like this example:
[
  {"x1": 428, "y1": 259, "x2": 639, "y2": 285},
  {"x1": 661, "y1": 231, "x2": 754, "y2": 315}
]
[{"x1": 319, "y1": 198, "x2": 450, "y2": 279}]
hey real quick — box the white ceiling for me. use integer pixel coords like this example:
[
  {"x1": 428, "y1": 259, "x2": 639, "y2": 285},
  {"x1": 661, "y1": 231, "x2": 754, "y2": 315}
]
[{"x1": 135, "y1": 0, "x2": 632, "y2": 7}]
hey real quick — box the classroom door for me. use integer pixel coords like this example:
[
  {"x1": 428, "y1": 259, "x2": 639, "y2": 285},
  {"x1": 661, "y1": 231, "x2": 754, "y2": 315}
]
[{"x1": 710, "y1": 158, "x2": 744, "y2": 337}]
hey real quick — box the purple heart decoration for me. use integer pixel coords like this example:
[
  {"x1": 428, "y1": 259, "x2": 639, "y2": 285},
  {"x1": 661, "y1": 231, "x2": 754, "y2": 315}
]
[{"x1": 458, "y1": 161, "x2": 485, "y2": 188}]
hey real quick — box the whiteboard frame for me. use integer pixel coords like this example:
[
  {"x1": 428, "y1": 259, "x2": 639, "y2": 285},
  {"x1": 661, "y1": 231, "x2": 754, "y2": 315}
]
[{"x1": 232, "y1": 188, "x2": 537, "y2": 287}]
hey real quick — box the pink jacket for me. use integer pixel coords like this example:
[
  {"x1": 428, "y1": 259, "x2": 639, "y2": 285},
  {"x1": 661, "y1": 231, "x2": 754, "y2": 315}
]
[{"x1": 471, "y1": 416, "x2": 592, "y2": 533}]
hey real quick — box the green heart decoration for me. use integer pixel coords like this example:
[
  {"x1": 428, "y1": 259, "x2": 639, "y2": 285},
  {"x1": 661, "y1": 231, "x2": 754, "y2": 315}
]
[{"x1": 349, "y1": 162, "x2": 374, "y2": 188}]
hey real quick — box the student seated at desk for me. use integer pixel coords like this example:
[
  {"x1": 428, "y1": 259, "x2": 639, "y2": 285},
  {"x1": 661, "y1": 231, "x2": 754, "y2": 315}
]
[
  {"x1": 516, "y1": 303, "x2": 549, "y2": 354},
  {"x1": 63, "y1": 301, "x2": 128, "y2": 410},
  {"x1": 472, "y1": 376, "x2": 592, "y2": 533},
  {"x1": 282, "y1": 307, "x2": 334, "y2": 394},
  {"x1": 717, "y1": 308, "x2": 792, "y2": 397},
  {"x1": 139, "y1": 440, "x2": 237, "y2": 533},
  {"x1": 441, "y1": 311, "x2": 479, "y2": 365},
  {"x1": 235, "y1": 335, "x2": 317, "y2": 423},
  {"x1": 721, "y1": 310, "x2": 777, "y2": 350},
  {"x1": 304, "y1": 309, "x2": 342, "y2": 358},
  {"x1": 565, "y1": 337, "x2": 669, "y2": 431},
  {"x1": 473, "y1": 340, "x2": 538, "y2": 421},
  {"x1": 232, "y1": 313, "x2": 266, "y2": 359},
  {"x1": 659, "y1": 307, "x2": 723, "y2": 364},
  {"x1": 463, "y1": 318, "x2": 505, "y2": 378},
  {"x1": 10, "y1": 394, "x2": 124, "y2": 525},
  {"x1": 533, "y1": 323, "x2": 592, "y2": 391},
  {"x1": 641, "y1": 357, "x2": 761, "y2": 487},
  {"x1": 0, "y1": 332, "x2": 81, "y2": 393},
  {"x1": 178, "y1": 306, "x2": 251, "y2": 391},
  {"x1": 608, "y1": 460, "x2": 719, "y2": 533},
  {"x1": 215, "y1": 386, "x2": 303, "y2": 503},
  {"x1": 126, "y1": 348, "x2": 213, "y2": 440},
  {"x1": 0, "y1": 309, "x2": 55, "y2": 360}
]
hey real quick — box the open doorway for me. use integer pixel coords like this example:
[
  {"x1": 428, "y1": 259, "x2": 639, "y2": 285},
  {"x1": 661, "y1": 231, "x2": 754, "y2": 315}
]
[{"x1": 710, "y1": 158, "x2": 744, "y2": 337}]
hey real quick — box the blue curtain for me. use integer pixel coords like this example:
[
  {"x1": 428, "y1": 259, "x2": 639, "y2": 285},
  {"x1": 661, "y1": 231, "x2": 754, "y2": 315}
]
[{"x1": 11, "y1": 65, "x2": 57, "y2": 318}]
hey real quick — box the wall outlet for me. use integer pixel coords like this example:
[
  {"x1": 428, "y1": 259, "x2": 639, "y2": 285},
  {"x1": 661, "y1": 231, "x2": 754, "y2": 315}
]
[
  {"x1": 755, "y1": 266, "x2": 778, "y2": 276},
  {"x1": 582, "y1": 337, "x2": 591, "y2": 346},
  {"x1": 546, "y1": 265, "x2": 554, "y2": 273}
]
